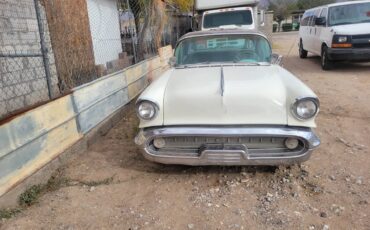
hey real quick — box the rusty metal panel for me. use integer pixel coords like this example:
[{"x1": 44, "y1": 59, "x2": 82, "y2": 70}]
[
  {"x1": 0, "y1": 54, "x2": 168, "y2": 198},
  {"x1": 73, "y1": 71, "x2": 129, "y2": 134},
  {"x1": 0, "y1": 95, "x2": 81, "y2": 197}
]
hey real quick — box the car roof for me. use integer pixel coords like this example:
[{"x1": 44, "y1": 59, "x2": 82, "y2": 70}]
[
  {"x1": 327, "y1": 0, "x2": 369, "y2": 7},
  {"x1": 178, "y1": 29, "x2": 268, "y2": 43},
  {"x1": 307, "y1": 0, "x2": 369, "y2": 10}
]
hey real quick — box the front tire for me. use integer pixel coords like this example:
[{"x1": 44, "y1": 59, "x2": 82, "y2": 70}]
[
  {"x1": 299, "y1": 40, "x2": 308, "y2": 59},
  {"x1": 321, "y1": 46, "x2": 333, "y2": 70}
]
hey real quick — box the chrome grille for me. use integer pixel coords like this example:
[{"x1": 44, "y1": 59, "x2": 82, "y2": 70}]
[
  {"x1": 352, "y1": 34, "x2": 370, "y2": 39},
  {"x1": 162, "y1": 136, "x2": 287, "y2": 149},
  {"x1": 352, "y1": 34, "x2": 370, "y2": 48},
  {"x1": 148, "y1": 135, "x2": 306, "y2": 159}
]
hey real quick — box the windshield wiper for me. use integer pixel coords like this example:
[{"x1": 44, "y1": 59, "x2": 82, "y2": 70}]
[
  {"x1": 176, "y1": 62, "x2": 265, "y2": 69},
  {"x1": 233, "y1": 61, "x2": 262, "y2": 66},
  {"x1": 176, "y1": 62, "x2": 213, "y2": 69}
]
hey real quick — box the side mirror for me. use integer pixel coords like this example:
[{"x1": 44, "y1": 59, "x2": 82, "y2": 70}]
[
  {"x1": 260, "y1": 10, "x2": 265, "y2": 27},
  {"x1": 169, "y1": 57, "x2": 176, "y2": 67},
  {"x1": 315, "y1": 17, "x2": 326, "y2": 26},
  {"x1": 271, "y1": 53, "x2": 283, "y2": 66}
]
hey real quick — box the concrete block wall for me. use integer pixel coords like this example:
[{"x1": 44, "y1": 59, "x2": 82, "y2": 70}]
[
  {"x1": 0, "y1": 0, "x2": 59, "y2": 120},
  {"x1": 102, "y1": 52, "x2": 134, "y2": 76}
]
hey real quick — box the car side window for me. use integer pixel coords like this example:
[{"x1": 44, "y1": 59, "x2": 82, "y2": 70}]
[
  {"x1": 318, "y1": 8, "x2": 328, "y2": 27},
  {"x1": 306, "y1": 10, "x2": 315, "y2": 27},
  {"x1": 300, "y1": 12, "x2": 307, "y2": 26},
  {"x1": 301, "y1": 10, "x2": 312, "y2": 26},
  {"x1": 308, "y1": 15, "x2": 314, "y2": 27},
  {"x1": 309, "y1": 8, "x2": 321, "y2": 26},
  {"x1": 320, "y1": 8, "x2": 328, "y2": 18}
]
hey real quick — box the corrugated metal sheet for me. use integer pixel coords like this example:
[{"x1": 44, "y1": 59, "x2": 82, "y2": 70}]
[
  {"x1": 0, "y1": 53, "x2": 167, "y2": 198},
  {"x1": 0, "y1": 96, "x2": 81, "y2": 196},
  {"x1": 73, "y1": 71, "x2": 129, "y2": 133}
]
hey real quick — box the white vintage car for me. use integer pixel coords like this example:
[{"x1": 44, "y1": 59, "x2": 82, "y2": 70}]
[{"x1": 135, "y1": 30, "x2": 320, "y2": 166}]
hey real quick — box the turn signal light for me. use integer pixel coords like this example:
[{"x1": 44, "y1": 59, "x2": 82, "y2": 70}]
[
  {"x1": 285, "y1": 138, "x2": 299, "y2": 150},
  {"x1": 332, "y1": 43, "x2": 352, "y2": 48}
]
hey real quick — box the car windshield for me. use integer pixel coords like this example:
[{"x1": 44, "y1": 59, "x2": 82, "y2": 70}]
[
  {"x1": 203, "y1": 10, "x2": 253, "y2": 29},
  {"x1": 175, "y1": 34, "x2": 271, "y2": 66},
  {"x1": 329, "y1": 2, "x2": 370, "y2": 26}
]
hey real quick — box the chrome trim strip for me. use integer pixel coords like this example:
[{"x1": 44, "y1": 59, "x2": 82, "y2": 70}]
[
  {"x1": 220, "y1": 66, "x2": 225, "y2": 97},
  {"x1": 135, "y1": 126, "x2": 320, "y2": 166}
]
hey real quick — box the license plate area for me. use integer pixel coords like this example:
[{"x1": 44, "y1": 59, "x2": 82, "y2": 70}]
[{"x1": 200, "y1": 144, "x2": 249, "y2": 161}]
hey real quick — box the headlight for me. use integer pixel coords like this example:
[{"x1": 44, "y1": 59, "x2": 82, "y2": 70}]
[
  {"x1": 333, "y1": 35, "x2": 351, "y2": 43},
  {"x1": 338, "y1": 36, "x2": 347, "y2": 43},
  {"x1": 292, "y1": 98, "x2": 319, "y2": 120},
  {"x1": 137, "y1": 101, "x2": 157, "y2": 120},
  {"x1": 332, "y1": 35, "x2": 352, "y2": 48}
]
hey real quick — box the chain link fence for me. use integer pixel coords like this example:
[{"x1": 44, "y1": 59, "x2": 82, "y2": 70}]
[
  {"x1": 41, "y1": 0, "x2": 100, "y2": 92},
  {"x1": 0, "y1": 0, "x2": 58, "y2": 120},
  {"x1": 1, "y1": 0, "x2": 191, "y2": 121},
  {"x1": 118, "y1": 0, "x2": 191, "y2": 63}
]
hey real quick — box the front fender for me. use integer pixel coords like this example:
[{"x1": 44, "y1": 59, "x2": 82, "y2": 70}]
[
  {"x1": 137, "y1": 69, "x2": 173, "y2": 128},
  {"x1": 277, "y1": 67, "x2": 319, "y2": 128}
]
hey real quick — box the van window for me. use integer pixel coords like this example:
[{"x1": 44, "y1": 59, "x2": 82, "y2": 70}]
[
  {"x1": 329, "y1": 2, "x2": 370, "y2": 26},
  {"x1": 301, "y1": 10, "x2": 313, "y2": 26},
  {"x1": 309, "y1": 8, "x2": 322, "y2": 26},
  {"x1": 320, "y1": 8, "x2": 328, "y2": 18},
  {"x1": 203, "y1": 10, "x2": 253, "y2": 29}
]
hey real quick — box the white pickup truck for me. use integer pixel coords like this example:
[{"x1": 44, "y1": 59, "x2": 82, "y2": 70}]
[{"x1": 194, "y1": 0, "x2": 264, "y2": 31}]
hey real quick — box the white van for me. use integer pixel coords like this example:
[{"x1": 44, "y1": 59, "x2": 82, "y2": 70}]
[
  {"x1": 298, "y1": 0, "x2": 370, "y2": 70},
  {"x1": 202, "y1": 7, "x2": 256, "y2": 31},
  {"x1": 193, "y1": 0, "x2": 263, "y2": 31}
]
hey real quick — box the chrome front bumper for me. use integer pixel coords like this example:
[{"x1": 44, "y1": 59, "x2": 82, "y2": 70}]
[{"x1": 135, "y1": 126, "x2": 320, "y2": 166}]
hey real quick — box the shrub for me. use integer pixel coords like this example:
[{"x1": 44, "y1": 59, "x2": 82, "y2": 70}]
[
  {"x1": 273, "y1": 24, "x2": 278, "y2": 32},
  {"x1": 293, "y1": 22, "x2": 300, "y2": 31},
  {"x1": 282, "y1": 23, "x2": 293, "y2": 32},
  {"x1": 19, "y1": 185, "x2": 44, "y2": 206}
]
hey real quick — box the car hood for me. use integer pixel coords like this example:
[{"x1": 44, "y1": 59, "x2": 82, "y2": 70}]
[
  {"x1": 163, "y1": 65, "x2": 288, "y2": 126},
  {"x1": 332, "y1": 22, "x2": 370, "y2": 35}
]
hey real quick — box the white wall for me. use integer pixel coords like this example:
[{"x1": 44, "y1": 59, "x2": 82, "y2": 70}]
[{"x1": 87, "y1": 0, "x2": 123, "y2": 65}]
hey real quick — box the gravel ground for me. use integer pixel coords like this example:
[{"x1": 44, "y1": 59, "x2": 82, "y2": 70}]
[{"x1": 1, "y1": 32, "x2": 370, "y2": 230}]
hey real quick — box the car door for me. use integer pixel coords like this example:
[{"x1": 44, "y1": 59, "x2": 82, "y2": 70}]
[
  {"x1": 307, "y1": 8, "x2": 322, "y2": 53},
  {"x1": 313, "y1": 8, "x2": 328, "y2": 55},
  {"x1": 300, "y1": 10, "x2": 313, "y2": 52}
]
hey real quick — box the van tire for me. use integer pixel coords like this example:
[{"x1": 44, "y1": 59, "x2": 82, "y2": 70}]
[
  {"x1": 321, "y1": 46, "x2": 333, "y2": 70},
  {"x1": 299, "y1": 40, "x2": 308, "y2": 59}
]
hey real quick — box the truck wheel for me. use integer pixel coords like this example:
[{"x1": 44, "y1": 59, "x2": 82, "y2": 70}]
[
  {"x1": 321, "y1": 46, "x2": 333, "y2": 70},
  {"x1": 299, "y1": 40, "x2": 308, "y2": 59}
]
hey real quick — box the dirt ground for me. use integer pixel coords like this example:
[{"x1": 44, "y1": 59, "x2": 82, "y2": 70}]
[{"x1": 1, "y1": 32, "x2": 370, "y2": 230}]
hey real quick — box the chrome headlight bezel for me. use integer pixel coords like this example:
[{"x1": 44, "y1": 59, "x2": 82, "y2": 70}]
[
  {"x1": 136, "y1": 100, "x2": 158, "y2": 121},
  {"x1": 292, "y1": 97, "x2": 320, "y2": 120}
]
